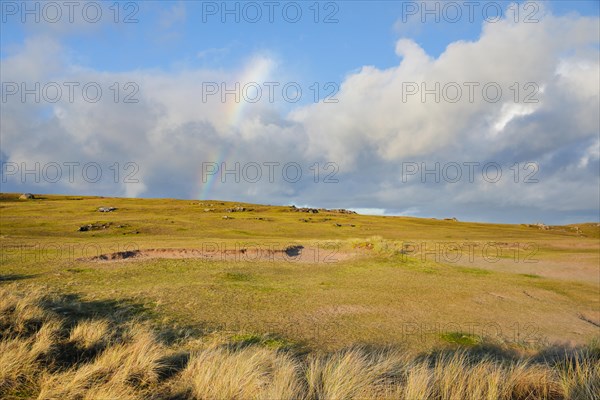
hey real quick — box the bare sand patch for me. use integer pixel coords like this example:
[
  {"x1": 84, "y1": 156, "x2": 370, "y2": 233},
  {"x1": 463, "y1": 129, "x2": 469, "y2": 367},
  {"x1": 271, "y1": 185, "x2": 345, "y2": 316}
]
[{"x1": 84, "y1": 245, "x2": 357, "y2": 264}]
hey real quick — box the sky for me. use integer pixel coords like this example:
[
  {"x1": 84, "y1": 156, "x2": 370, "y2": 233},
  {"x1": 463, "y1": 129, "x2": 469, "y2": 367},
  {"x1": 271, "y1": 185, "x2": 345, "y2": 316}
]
[{"x1": 1, "y1": 0, "x2": 599, "y2": 224}]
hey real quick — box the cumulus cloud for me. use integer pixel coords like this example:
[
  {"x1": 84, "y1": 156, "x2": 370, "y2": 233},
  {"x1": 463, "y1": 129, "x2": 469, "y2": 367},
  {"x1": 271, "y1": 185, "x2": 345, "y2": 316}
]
[{"x1": 1, "y1": 6, "x2": 598, "y2": 223}]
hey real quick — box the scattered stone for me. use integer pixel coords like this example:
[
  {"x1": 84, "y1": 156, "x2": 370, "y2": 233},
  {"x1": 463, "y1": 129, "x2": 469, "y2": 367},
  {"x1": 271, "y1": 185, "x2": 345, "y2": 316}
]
[
  {"x1": 98, "y1": 207, "x2": 116, "y2": 212},
  {"x1": 222, "y1": 215, "x2": 233, "y2": 220},
  {"x1": 225, "y1": 206, "x2": 252, "y2": 212},
  {"x1": 290, "y1": 206, "x2": 319, "y2": 214},
  {"x1": 78, "y1": 222, "x2": 111, "y2": 232},
  {"x1": 290, "y1": 206, "x2": 356, "y2": 214},
  {"x1": 527, "y1": 223, "x2": 550, "y2": 230},
  {"x1": 204, "y1": 208, "x2": 215, "y2": 212},
  {"x1": 329, "y1": 209, "x2": 357, "y2": 214},
  {"x1": 19, "y1": 193, "x2": 34, "y2": 200}
]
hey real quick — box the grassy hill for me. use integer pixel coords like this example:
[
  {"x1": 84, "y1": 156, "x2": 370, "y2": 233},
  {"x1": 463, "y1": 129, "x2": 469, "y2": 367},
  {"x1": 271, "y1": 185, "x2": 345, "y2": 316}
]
[{"x1": 1, "y1": 193, "x2": 599, "y2": 399}]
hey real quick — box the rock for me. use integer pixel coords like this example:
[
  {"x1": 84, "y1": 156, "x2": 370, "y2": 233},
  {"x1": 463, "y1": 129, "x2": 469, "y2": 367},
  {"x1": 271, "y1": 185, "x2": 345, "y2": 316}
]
[
  {"x1": 222, "y1": 215, "x2": 232, "y2": 219},
  {"x1": 98, "y1": 207, "x2": 116, "y2": 212},
  {"x1": 204, "y1": 208, "x2": 215, "y2": 212},
  {"x1": 290, "y1": 206, "x2": 356, "y2": 214},
  {"x1": 225, "y1": 206, "x2": 250, "y2": 212},
  {"x1": 19, "y1": 193, "x2": 34, "y2": 200},
  {"x1": 78, "y1": 222, "x2": 111, "y2": 232},
  {"x1": 330, "y1": 209, "x2": 357, "y2": 214},
  {"x1": 444, "y1": 217, "x2": 458, "y2": 222},
  {"x1": 527, "y1": 223, "x2": 550, "y2": 230},
  {"x1": 334, "y1": 223, "x2": 356, "y2": 227},
  {"x1": 293, "y1": 207, "x2": 319, "y2": 214}
]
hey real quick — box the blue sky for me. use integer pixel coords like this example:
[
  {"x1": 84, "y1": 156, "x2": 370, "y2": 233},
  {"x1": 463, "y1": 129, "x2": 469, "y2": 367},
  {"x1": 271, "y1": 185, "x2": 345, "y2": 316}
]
[
  {"x1": 2, "y1": 1, "x2": 597, "y2": 98},
  {"x1": 1, "y1": 1, "x2": 599, "y2": 223},
  {"x1": 3, "y1": 1, "x2": 597, "y2": 90}
]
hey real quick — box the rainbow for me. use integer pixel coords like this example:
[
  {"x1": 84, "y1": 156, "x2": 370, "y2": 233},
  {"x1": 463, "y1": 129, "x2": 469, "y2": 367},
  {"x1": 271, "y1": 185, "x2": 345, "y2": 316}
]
[
  {"x1": 198, "y1": 146, "x2": 230, "y2": 200},
  {"x1": 199, "y1": 56, "x2": 275, "y2": 200}
]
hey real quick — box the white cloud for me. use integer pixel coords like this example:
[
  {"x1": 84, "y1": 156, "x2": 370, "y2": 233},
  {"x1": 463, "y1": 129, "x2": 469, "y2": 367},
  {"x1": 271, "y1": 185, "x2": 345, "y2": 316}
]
[{"x1": 1, "y1": 9, "x2": 598, "y2": 223}]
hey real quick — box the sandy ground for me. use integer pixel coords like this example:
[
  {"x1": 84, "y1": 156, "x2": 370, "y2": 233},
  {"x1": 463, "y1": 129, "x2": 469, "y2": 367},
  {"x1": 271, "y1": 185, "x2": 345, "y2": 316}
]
[
  {"x1": 406, "y1": 240, "x2": 600, "y2": 285},
  {"x1": 85, "y1": 245, "x2": 358, "y2": 264}
]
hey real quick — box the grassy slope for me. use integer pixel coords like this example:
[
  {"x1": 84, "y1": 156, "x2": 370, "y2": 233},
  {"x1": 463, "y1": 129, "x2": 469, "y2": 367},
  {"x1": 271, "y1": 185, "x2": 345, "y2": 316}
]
[
  {"x1": 1, "y1": 193, "x2": 599, "y2": 352},
  {"x1": 3, "y1": 286, "x2": 598, "y2": 400}
]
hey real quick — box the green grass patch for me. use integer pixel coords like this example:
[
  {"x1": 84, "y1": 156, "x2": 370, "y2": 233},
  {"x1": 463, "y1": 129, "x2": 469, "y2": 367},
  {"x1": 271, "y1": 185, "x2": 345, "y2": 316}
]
[
  {"x1": 230, "y1": 333, "x2": 297, "y2": 350},
  {"x1": 520, "y1": 273, "x2": 542, "y2": 279},
  {"x1": 440, "y1": 332, "x2": 482, "y2": 346},
  {"x1": 221, "y1": 272, "x2": 253, "y2": 282},
  {"x1": 456, "y1": 267, "x2": 492, "y2": 276}
]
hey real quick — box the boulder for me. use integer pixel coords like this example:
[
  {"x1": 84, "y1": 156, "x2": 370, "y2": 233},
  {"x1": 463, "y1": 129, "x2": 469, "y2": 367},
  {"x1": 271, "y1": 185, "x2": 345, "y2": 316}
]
[
  {"x1": 78, "y1": 222, "x2": 111, "y2": 231},
  {"x1": 225, "y1": 206, "x2": 251, "y2": 212},
  {"x1": 19, "y1": 193, "x2": 34, "y2": 200},
  {"x1": 330, "y1": 209, "x2": 357, "y2": 214}
]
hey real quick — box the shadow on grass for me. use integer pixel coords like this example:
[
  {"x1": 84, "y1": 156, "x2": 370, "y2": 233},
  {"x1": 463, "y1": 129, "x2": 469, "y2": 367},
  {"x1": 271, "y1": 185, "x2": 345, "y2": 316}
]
[
  {"x1": 27, "y1": 287, "x2": 227, "y2": 346},
  {"x1": 40, "y1": 293, "x2": 151, "y2": 329},
  {"x1": 0, "y1": 273, "x2": 38, "y2": 282},
  {"x1": 158, "y1": 352, "x2": 191, "y2": 381},
  {"x1": 414, "y1": 338, "x2": 600, "y2": 369},
  {"x1": 223, "y1": 332, "x2": 309, "y2": 354}
]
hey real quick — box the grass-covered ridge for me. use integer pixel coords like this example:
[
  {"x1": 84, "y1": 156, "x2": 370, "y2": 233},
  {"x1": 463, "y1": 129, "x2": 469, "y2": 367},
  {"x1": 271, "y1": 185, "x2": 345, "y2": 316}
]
[{"x1": 1, "y1": 193, "x2": 599, "y2": 398}]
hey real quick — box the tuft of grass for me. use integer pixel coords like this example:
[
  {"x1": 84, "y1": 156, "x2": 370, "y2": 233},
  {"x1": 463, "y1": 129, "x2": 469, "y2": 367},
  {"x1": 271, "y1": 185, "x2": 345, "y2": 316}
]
[
  {"x1": 38, "y1": 327, "x2": 165, "y2": 399},
  {"x1": 173, "y1": 346, "x2": 303, "y2": 400},
  {"x1": 351, "y1": 236, "x2": 409, "y2": 260},
  {"x1": 68, "y1": 319, "x2": 112, "y2": 350}
]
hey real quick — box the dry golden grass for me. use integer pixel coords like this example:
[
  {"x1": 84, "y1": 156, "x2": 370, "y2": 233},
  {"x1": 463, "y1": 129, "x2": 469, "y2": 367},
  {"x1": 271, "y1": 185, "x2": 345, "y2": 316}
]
[
  {"x1": 38, "y1": 327, "x2": 164, "y2": 400},
  {"x1": 1, "y1": 284, "x2": 598, "y2": 400},
  {"x1": 174, "y1": 347, "x2": 304, "y2": 399},
  {"x1": 68, "y1": 319, "x2": 111, "y2": 351}
]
